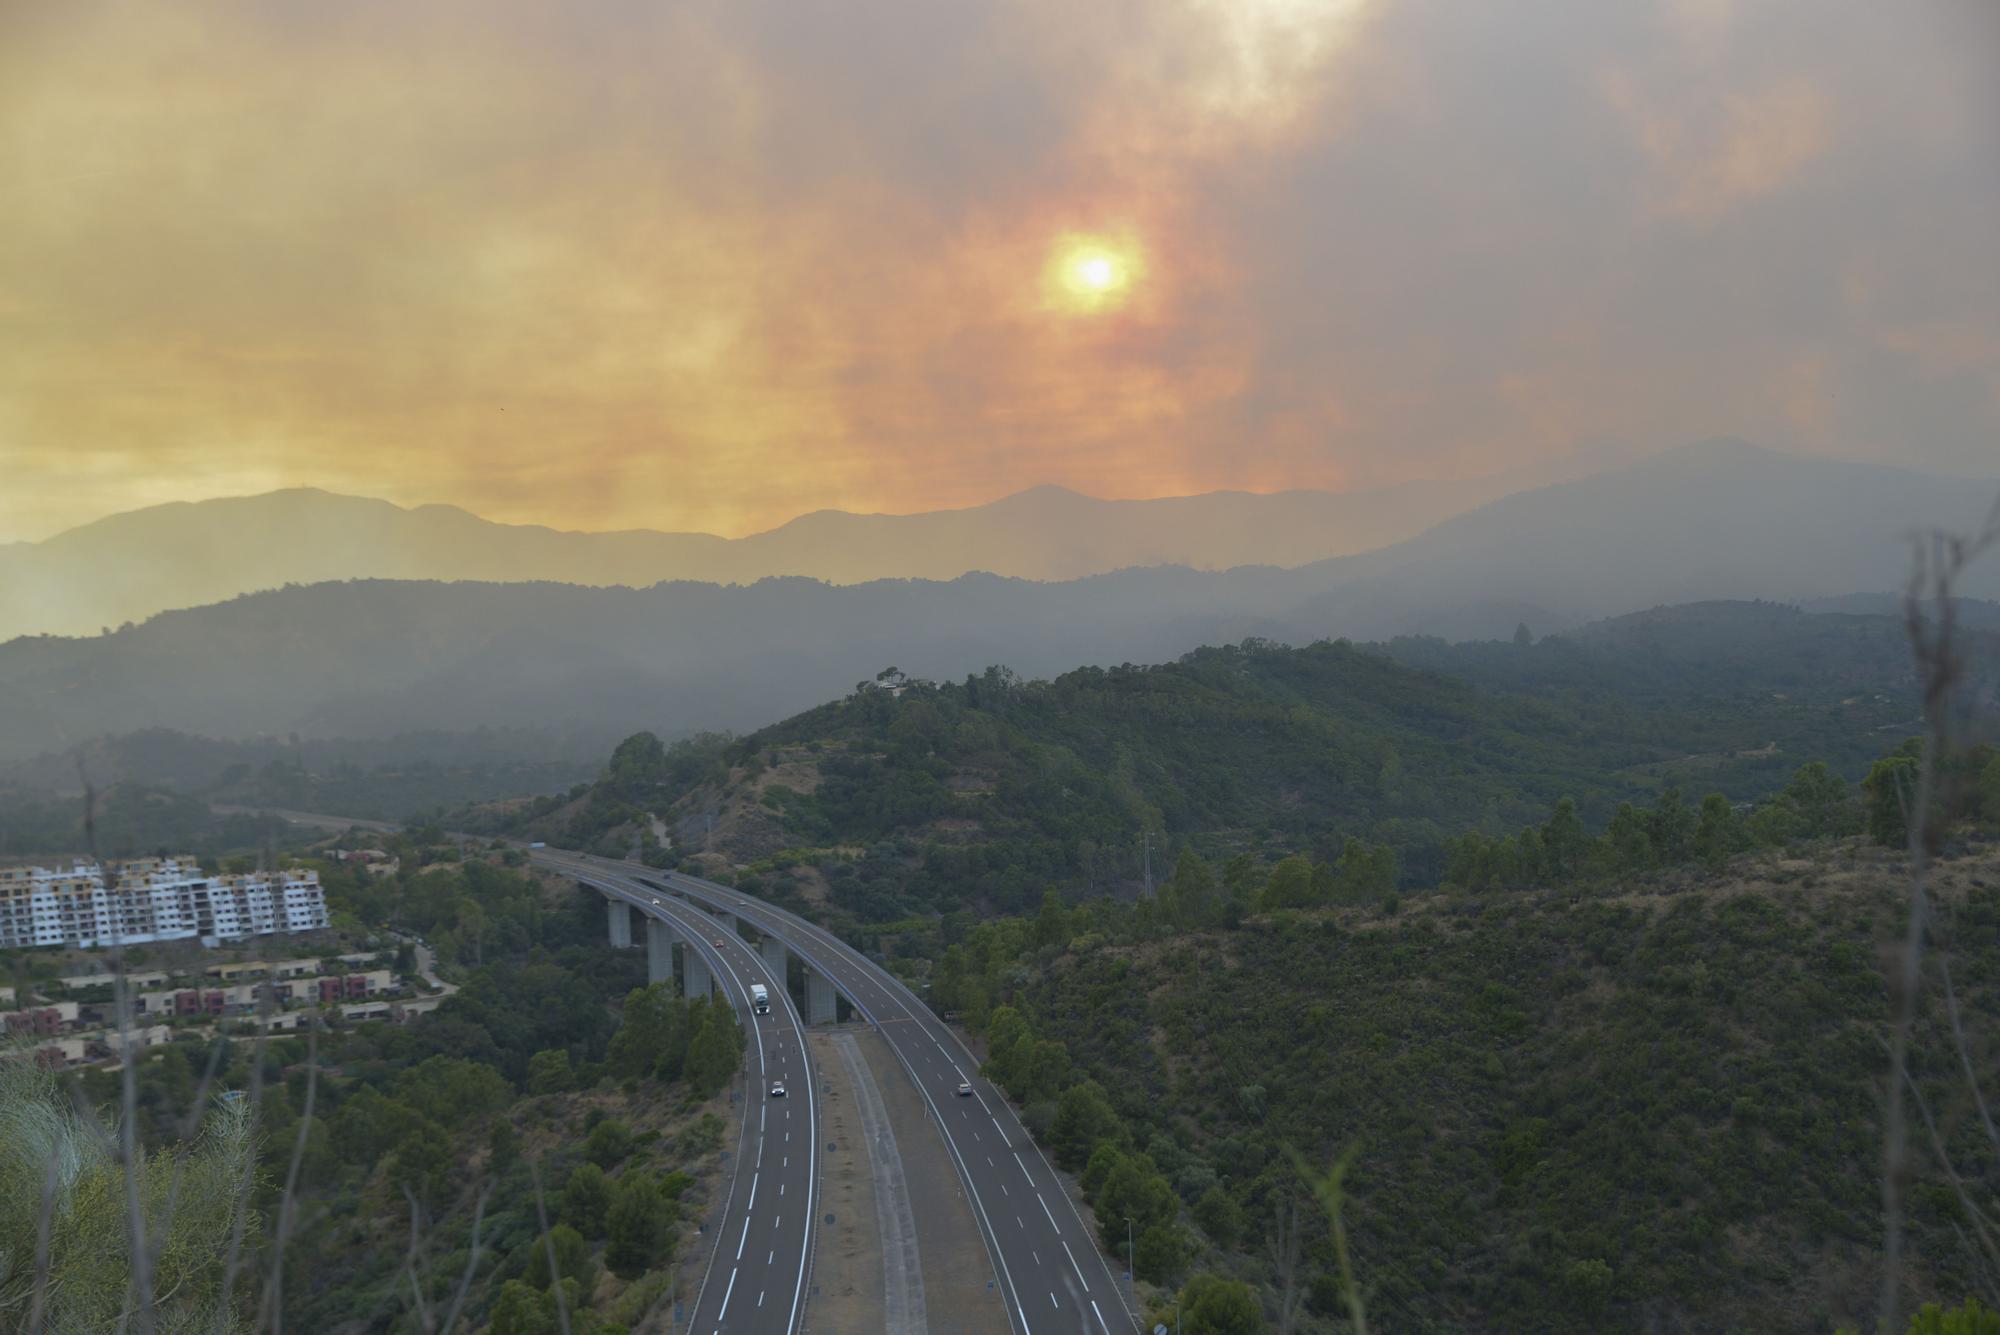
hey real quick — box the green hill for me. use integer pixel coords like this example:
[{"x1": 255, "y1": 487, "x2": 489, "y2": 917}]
[
  {"x1": 496, "y1": 603, "x2": 1935, "y2": 921},
  {"x1": 931, "y1": 839, "x2": 2000, "y2": 1333}
]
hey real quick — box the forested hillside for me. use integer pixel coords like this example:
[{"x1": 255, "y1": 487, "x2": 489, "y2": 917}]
[
  {"x1": 462, "y1": 596, "x2": 2000, "y2": 1330},
  {"x1": 490, "y1": 602, "x2": 1945, "y2": 922},
  {"x1": 926, "y1": 835, "x2": 2000, "y2": 1333}
]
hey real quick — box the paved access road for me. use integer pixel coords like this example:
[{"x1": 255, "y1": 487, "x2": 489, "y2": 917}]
[
  {"x1": 569, "y1": 866, "x2": 819, "y2": 1335},
  {"x1": 543, "y1": 850, "x2": 1136, "y2": 1335}
]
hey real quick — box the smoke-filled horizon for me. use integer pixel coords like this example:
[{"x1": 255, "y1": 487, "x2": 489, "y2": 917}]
[{"x1": 4, "y1": 0, "x2": 1996, "y2": 543}]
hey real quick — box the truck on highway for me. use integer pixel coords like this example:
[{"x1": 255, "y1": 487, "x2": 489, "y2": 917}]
[{"x1": 750, "y1": 983, "x2": 770, "y2": 1015}]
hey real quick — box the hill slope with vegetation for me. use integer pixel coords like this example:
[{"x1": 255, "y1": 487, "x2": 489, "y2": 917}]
[
  {"x1": 916, "y1": 773, "x2": 2000, "y2": 1333},
  {"x1": 486, "y1": 602, "x2": 1950, "y2": 925}
]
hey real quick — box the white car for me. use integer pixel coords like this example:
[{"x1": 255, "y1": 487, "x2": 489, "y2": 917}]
[
  {"x1": 769, "y1": 1081, "x2": 786, "y2": 1099},
  {"x1": 956, "y1": 1081, "x2": 973, "y2": 1098}
]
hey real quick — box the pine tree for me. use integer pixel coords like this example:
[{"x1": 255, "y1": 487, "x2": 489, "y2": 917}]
[{"x1": 605, "y1": 1173, "x2": 675, "y2": 1277}]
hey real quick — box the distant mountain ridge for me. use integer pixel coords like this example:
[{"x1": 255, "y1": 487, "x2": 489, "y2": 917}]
[
  {"x1": 0, "y1": 442, "x2": 1647, "y2": 641},
  {"x1": 0, "y1": 440, "x2": 1992, "y2": 767}
]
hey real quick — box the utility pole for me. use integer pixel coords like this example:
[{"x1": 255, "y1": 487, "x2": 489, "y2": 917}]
[{"x1": 1142, "y1": 829, "x2": 1153, "y2": 898}]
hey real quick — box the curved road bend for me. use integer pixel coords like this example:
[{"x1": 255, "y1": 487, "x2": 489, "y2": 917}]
[
  {"x1": 543, "y1": 851, "x2": 1137, "y2": 1335},
  {"x1": 570, "y1": 870, "x2": 819, "y2": 1335}
]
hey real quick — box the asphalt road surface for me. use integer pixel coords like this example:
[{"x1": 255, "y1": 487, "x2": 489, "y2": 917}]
[
  {"x1": 569, "y1": 866, "x2": 819, "y2": 1335},
  {"x1": 544, "y1": 851, "x2": 1136, "y2": 1335}
]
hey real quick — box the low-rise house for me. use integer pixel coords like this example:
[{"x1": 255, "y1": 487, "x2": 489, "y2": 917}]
[
  {"x1": 205, "y1": 960, "x2": 270, "y2": 982},
  {"x1": 33, "y1": 1037, "x2": 87, "y2": 1068},
  {"x1": 315, "y1": 970, "x2": 392, "y2": 1004},
  {"x1": 3, "y1": 1001, "x2": 81, "y2": 1036},
  {"x1": 57, "y1": 970, "x2": 171, "y2": 991},
  {"x1": 100, "y1": 1024, "x2": 175, "y2": 1055}
]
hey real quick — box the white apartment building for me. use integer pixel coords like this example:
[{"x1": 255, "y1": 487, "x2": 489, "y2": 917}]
[{"x1": 0, "y1": 858, "x2": 330, "y2": 950}]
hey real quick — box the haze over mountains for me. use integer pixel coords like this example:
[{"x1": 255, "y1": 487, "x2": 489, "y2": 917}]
[
  {"x1": 0, "y1": 442, "x2": 1650, "y2": 642},
  {"x1": 2, "y1": 440, "x2": 1995, "y2": 773}
]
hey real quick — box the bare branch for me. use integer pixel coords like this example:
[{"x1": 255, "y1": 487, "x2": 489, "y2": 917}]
[
  {"x1": 259, "y1": 1017, "x2": 319, "y2": 1334},
  {"x1": 1900, "y1": 1063, "x2": 2000, "y2": 1277},
  {"x1": 1879, "y1": 492, "x2": 2000, "y2": 1332},
  {"x1": 437, "y1": 1182, "x2": 494, "y2": 1335},
  {"x1": 402, "y1": 1185, "x2": 434, "y2": 1333},
  {"x1": 529, "y1": 1160, "x2": 574, "y2": 1335},
  {"x1": 1938, "y1": 955, "x2": 2000, "y2": 1159}
]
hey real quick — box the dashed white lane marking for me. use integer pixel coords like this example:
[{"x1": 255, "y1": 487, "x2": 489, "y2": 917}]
[
  {"x1": 1063, "y1": 1242, "x2": 1090, "y2": 1291},
  {"x1": 736, "y1": 1216, "x2": 751, "y2": 1260},
  {"x1": 717, "y1": 1268, "x2": 738, "y2": 1320},
  {"x1": 1038, "y1": 1193, "x2": 1061, "y2": 1234}
]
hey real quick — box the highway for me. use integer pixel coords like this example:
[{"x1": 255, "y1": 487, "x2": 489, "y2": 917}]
[
  {"x1": 543, "y1": 850, "x2": 1137, "y2": 1335},
  {"x1": 228, "y1": 803, "x2": 1127, "y2": 1333},
  {"x1": 570, "y1": 867, "x2": 819, "y2": 1335}
]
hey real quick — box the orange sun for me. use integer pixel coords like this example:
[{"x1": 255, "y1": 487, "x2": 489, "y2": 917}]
[{"x1": 1044, "y1": 233, "x2": 1143, "y2": 314}]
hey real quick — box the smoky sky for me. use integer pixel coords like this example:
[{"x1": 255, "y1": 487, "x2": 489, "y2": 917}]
[{"x1": 2, "y1": 0, "x2": 1995, "y2": 541}]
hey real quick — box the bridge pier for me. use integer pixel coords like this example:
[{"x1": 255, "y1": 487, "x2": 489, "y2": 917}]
[
  {"x1": 805, "y1": 967, "x2": 837, "y2": 1025},
  {"x1": 759, "y1": 935, "x2": 788, "y2": 986},
  {"x1": 606, "y1": 898, "x2": 632, "y2": 950},
  {"x1": 681, "y1": 940, "x2": 712, "y2": 1000},
  {"x1": 645, "y1": 916, "x2": 675, "y2": 988}
]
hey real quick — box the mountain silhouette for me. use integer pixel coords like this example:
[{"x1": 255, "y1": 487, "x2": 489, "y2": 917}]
[
  {"x1": 2, "y1": 439, "x2": 1993, "y2": 768},
  {"x1": 0, "y1": 445, "x2": 1642, "y2": 640}
]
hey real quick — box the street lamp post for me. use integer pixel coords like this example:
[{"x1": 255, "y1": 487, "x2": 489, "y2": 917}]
[{"x1": 1125, "y1": 1215, "x2": 1135, "y2": 1299}]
